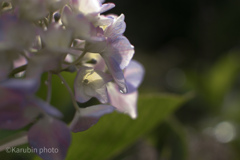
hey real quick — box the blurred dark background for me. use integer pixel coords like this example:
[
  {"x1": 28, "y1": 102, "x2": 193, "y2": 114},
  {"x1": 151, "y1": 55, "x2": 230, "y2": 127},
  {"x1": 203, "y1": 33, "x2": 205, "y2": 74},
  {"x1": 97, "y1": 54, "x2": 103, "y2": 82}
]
[{"x1": 107, "y1": 0, "x2": 240, "y2": 159}]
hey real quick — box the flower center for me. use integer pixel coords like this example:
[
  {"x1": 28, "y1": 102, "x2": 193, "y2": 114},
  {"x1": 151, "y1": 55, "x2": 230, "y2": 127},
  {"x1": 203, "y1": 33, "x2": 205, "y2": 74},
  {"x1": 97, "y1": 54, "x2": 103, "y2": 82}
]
[
  {"x1": 82, "y1": 70, "x2": 105, "y2": 88},
  {"x1": 83, "y1": 79, "x2": 89, "y2": 84}
]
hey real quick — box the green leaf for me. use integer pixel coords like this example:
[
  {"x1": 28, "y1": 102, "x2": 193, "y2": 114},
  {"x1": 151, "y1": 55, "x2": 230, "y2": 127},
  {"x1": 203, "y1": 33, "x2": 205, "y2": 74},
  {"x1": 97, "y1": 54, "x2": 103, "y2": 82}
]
[
  {"x1": 64, "y1": 93, "x2": 191, "y2": 160},
  {"x1": 201, "y1": 51, "x2": 240, "y2": 107},
  {"x1": 150, "y1": 118, "x2": 187, "y2": 160}
]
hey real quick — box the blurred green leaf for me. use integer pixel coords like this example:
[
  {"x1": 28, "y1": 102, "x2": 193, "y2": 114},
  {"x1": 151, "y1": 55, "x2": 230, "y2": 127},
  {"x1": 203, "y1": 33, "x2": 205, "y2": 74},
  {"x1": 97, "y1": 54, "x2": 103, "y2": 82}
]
[
  {"x1": 0, "y1": 130, "x2": 19, "y2": 140},
  {"x1": 201, "y1": 51, "x2": 240, "y2": 107},
  {"x1": 36, "y1": 72, "x2": 76, "y2": 122},
  {"x1": 150, "y1": 118, "x2": 187, "y2": 160},
  {"x1": 64, "y1": 93, "x2": 191, "y2": 160},
  {"x1": 36, "y1": 72, "x2": 76, "y2": 110}
]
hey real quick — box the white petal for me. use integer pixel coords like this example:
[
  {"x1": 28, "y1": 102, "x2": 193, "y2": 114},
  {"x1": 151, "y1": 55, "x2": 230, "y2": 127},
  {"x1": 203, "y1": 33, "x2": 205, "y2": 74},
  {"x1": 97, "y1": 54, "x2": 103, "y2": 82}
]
[
  {"x1": 62, "y1": 6, "x2": 100, "y2": 41},
  {"x1": 74, "y1": 67, "x2": 92, "y2": 103},
  {"x1": 95, "y1": 86, "x2": 109, "y2": 103},
  {"x1": 82, "y1": 53, "x2": 106, "y2": 72},
  {"x1": 108, "y1": 83, "x2": 138, "y2": 119},
  {"x1": 71, "y1": 0, "x2": 101, "y2": 15},
  {"x1": 40, "y1": 24, "x2": 72, "y2": 51},
  {"x1": 74, "y1": 67, "x2": 111, "y2": 103}
]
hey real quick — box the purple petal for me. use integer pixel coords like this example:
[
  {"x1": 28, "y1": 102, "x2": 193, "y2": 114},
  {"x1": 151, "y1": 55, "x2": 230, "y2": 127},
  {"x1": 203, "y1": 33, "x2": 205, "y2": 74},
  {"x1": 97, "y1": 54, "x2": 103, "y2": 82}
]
[
  {"x1": 81, "y1": 104, "x2": 114, "y2": 117},
  {"x1": 26, "y1": 52, "x2": 63, "y2": 79},
  {"x1": 0, "y1": 105, "x2": 37, "y2": 130},
  {"x1": 75, "y1": 86, "x2": 92, "y2": 103},
  {"x1": 0, "y1": 58, "x2": 12, "y2": 81},
  {"x1": 108, "y1": 83, "x2": 138, "y2": 119},
  {"x1": 31, "y1": 97, "x2": 63, "y2": 118},
  {"x1": 70, "y1": 105, "x2": 114, "y2": 132},
  {"x1": 105, "y1": 14, "x2": 126, "y2": 39},
  {"x1": 28, "y1": 117, "x2": 71, "y2": 160},
  {"x1": 106, "y1": 36, "x2": 134, "y2": 70},
  {"x1": 98, "y1": 0, "x2": 105, "y2": 3},
  {"x1": 70, "y1": 0, "x2": 78, "y2": 6},
  {"x1": 124, "y1": 60, "x2": 145, "y2": 93},
  {"x1": 0, "y1": 89, "x2": 40, "y2": 130},
  {"x1": 104, "y1": 56, "x2": 127, "y2": 93},
  {"x1": 0, "y1": 87, "x2": 23, "y2": 107},
  {"x1": 100, "y1": 3, "x2": 115, "y2": 13},
  {"x1": 0, "y1": 78, "x2": 40, "y2": 94},
  {"x1": 0, "y1": 13, "x2": 36, "y2": 49},
  {"x1": 0, "y1": 106, "x2": 39, "y2": 130}
]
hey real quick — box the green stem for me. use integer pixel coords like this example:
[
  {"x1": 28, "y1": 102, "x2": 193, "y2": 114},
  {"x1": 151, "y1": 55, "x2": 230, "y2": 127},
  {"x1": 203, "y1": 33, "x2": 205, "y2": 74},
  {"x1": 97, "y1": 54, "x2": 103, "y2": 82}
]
[
  {"x1": 0, "y1": 132, "x2": 28, "y2": 152},
  {"x1": 71, "y1": 51, "x2": 87, "y2": 66},
  {"x1": 9, "y1": 65, "x2": 27, "y2": 77},
  {"x1": 46, "y1": 72, "x2": 52, "y2": 103},
  {"x1": 57, "y1": 73, "x2": 80, "y2": 112},
  {"x1": 48, "y1": 12, "x2": 53, "y2": 26},
  {"x1": 42, "y1": 18, "x2": 48, "y2": 28}
]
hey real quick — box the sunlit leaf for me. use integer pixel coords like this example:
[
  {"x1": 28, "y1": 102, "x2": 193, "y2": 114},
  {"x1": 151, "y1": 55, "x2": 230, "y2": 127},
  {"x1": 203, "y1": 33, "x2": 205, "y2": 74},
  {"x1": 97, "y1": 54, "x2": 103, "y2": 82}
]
[{"x1": 65, "y1": 93, "x2": 191, "y2": 160}]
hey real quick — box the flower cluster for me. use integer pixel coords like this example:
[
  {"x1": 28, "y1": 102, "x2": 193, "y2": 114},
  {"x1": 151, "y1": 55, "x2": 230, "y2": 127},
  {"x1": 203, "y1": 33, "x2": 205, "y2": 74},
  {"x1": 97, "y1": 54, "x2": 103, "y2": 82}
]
[{"x1": 0, "y1": 0, "x2": 144, "y2": 159}]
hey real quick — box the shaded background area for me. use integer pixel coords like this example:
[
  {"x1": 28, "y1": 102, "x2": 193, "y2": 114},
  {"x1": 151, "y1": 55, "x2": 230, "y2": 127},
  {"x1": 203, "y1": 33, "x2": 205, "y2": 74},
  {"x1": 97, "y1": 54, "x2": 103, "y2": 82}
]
[{"x1": 107, "y1": 0, "x2": 240, "y2": 159}]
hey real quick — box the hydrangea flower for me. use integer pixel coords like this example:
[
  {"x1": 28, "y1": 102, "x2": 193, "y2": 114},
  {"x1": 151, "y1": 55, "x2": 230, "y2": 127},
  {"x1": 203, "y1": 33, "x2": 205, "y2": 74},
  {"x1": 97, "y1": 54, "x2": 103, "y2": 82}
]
[
  {"x1": 86, "y1": 14, "x2": 135, "y2": 93},
  {"x1": 0, "y1": 1, "x2": 144, "y2": 160}
]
